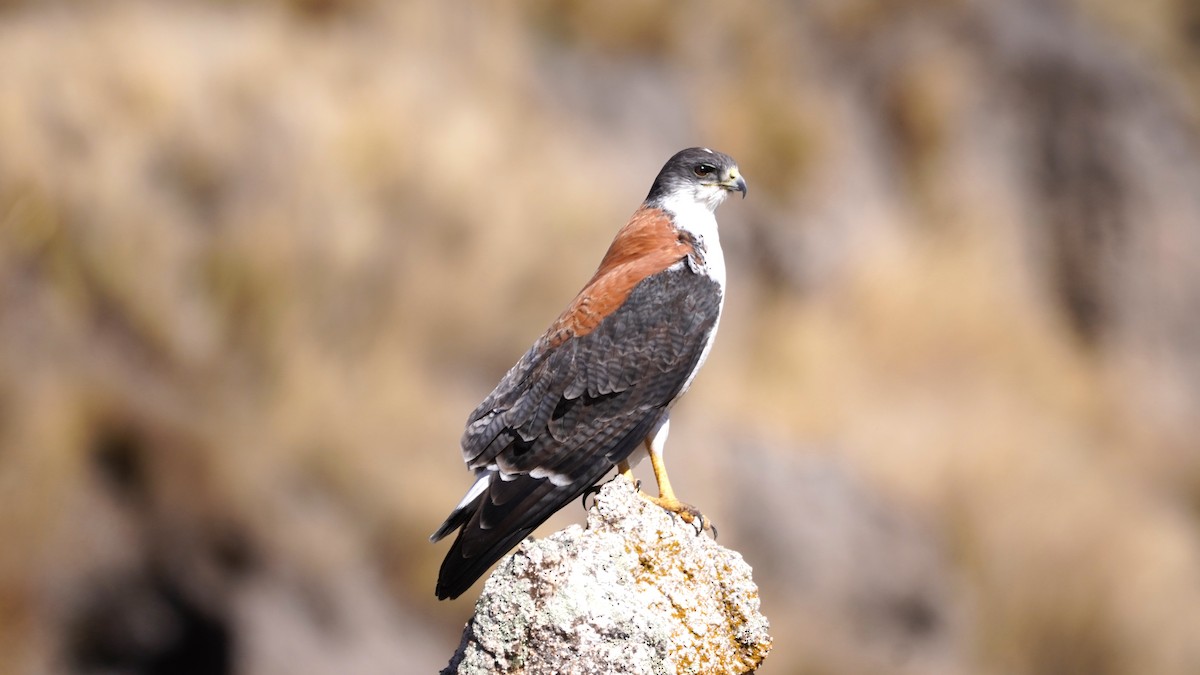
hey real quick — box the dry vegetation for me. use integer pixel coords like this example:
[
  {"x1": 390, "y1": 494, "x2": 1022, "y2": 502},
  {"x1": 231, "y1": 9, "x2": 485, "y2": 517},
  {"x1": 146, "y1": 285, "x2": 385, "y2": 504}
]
[{"x1": 1, "y1": 1, "x2": 1199, "y2": 674}]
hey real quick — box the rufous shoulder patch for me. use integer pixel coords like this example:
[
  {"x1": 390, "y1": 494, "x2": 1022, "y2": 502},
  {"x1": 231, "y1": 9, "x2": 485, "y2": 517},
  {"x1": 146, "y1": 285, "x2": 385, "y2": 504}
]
[{"x1": 547, "y1": 207, "x2": 694, "y2": 345}]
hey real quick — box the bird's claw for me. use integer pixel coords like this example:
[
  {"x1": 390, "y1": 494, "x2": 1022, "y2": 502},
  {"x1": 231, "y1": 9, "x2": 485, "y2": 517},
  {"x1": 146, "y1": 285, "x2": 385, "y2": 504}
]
[
  {"x1": 677, "y1": 506, "x2": 718, "y2": 539},
  {"x1": 581, "y1": 475, "x2": 640, "y2": 510},
  {"x1": 642, "y1": 495, "x2": 717, "y2": 538},
  {"x1": 580, "y1": 483, "x2": 603, "y2": 511}
]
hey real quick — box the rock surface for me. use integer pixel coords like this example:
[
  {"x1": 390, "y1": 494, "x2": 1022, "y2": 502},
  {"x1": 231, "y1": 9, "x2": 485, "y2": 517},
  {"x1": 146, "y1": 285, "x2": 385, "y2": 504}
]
[{"x1": 441, "y1": 478, "x2": 772, "y2": 674}]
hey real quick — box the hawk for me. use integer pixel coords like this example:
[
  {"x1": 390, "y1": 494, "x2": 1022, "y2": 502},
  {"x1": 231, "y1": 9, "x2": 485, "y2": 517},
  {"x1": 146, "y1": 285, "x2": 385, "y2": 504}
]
[{"x1": 430, "y1": 147, "x2": 746, "y2": 600}]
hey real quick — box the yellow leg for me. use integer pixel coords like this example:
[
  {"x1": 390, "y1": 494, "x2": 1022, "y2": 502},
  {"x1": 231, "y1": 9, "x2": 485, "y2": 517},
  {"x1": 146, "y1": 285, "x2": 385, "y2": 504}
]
[
  {"x1": 636, "y1": 417, "x2": 712, "y2": 534},
  {"x1": 648, "y1": 448, "x2": 678, "y2": 504},
  {"x1": 617, "y1": 459, "x2": 635, "y2": 482}
]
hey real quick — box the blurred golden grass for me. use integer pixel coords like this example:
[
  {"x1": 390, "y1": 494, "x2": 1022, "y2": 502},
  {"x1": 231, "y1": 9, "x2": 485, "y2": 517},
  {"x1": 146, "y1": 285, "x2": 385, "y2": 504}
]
[{"x1": 0, "y1": 1, "x2": 1199, "y2": 674}]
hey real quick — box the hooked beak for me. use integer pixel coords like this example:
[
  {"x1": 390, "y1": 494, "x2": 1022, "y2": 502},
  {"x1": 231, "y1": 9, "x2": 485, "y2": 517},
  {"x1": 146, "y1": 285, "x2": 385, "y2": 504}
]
[{"x1": 722, "y1": 170, "x2": 747, "y2": 199}]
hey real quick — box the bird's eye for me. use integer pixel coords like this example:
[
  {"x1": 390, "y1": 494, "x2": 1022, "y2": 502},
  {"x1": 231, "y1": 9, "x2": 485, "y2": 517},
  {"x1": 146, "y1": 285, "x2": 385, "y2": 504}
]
[{"x1": 694, "y1": 163, "x2": 716, "y2": 177}]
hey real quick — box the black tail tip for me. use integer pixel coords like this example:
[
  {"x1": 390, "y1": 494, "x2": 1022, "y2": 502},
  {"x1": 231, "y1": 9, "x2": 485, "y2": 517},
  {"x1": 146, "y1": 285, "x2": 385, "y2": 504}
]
[{"x1": 435, "y1": 583, "x2": 461, "y2": 601}]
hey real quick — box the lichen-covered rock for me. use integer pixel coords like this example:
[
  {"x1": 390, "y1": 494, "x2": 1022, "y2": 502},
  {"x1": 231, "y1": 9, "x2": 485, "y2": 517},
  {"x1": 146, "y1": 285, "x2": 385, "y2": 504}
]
[{"x1": 442, "y1": 477, "x2": 772, "y2": 675}]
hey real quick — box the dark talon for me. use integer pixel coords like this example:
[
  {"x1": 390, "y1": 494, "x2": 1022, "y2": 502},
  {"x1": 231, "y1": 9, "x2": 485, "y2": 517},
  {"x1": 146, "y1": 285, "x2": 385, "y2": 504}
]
[
  {"x1": 692, "y1": 512, "x2": 717, "y2": 539},
  {"x1": 679, "y1": 505, "x2": 715, "y2": 538},
  {"x1": 580, "y1": 483, "x2": 604, "y2": 510}
]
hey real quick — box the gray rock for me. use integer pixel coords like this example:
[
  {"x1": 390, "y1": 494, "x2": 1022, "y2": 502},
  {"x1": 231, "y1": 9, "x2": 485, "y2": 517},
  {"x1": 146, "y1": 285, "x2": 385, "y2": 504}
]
[{"x1": 442, "y1": 478, "x2": 772, "y2": 674}]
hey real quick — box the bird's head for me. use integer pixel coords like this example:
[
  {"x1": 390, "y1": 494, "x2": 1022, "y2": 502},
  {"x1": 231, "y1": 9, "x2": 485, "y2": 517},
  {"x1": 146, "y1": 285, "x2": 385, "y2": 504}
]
[{"x1": 645, "y1": 147, "x2": 746, "y2": 214}]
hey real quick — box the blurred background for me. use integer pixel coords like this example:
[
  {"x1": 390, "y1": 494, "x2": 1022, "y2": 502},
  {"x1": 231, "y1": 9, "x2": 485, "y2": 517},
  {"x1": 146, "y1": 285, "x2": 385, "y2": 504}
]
[{"x1": 1, "y1": 1, "x2": 1199, "y2": 673}]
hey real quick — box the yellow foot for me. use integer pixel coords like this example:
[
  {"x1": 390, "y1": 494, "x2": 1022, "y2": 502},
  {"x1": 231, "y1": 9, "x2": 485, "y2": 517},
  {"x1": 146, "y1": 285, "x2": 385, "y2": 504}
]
[{"x1": 640, "y1": 493, "x2": 717, "y2": 538}]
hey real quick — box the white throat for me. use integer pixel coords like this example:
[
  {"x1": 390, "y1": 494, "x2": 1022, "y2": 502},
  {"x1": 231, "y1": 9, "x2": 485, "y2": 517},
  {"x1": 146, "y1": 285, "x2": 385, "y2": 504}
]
[
  {"x1": 657, "y1": 190, "x2": 728, "y2": 289},
  {"x1": 657, "y1": 187, "x2": 729, "y2": 397}
]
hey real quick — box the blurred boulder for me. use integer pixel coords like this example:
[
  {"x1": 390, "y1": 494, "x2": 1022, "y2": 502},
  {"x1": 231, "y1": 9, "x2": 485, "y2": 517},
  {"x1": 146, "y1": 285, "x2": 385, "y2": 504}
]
[{"x1": 442, "y1": 478, "x2": 772, "y2": 675}]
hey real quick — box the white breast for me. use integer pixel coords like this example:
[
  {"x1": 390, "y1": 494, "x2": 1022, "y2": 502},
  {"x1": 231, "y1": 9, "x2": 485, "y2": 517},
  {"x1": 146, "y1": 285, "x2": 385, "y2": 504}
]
[
  {"x1": 657, "y1": 192, "x2": 728, "y2": 289},
  {"x1": 657, "y1": 192, "x2": 727, "y2": 398}
]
